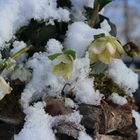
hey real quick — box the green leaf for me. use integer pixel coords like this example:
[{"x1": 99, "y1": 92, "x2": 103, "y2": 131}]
[
  {"x1": 48, "y1": 53, "x2": 62, "y2": 60},
  {"x1": 64, "y1": 50, "x2": 76, "y2": 60},
  {"x1": 94, "y1": 33, "x2": 105, "y2": 40},
  {"x1": 90, "y1": 60, "x2": 108, "y2": 74}
]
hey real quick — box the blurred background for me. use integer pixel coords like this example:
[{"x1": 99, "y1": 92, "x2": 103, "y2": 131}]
[{"x1": 105, "y1": 0, "x2": 140, "y2": 109}]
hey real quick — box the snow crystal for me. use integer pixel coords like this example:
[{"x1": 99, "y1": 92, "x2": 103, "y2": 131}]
[
  {"x1": 100, "y1": 19, "x2": 111, "y2": 33},
  {"x1": 78, "y1": 131, "x2": 92, "y2": 140},
  {"x1": 64, "y1": 22, "x2": 109, "y2": 57},
  {"x1": 107, "y1": 59, "x2": 138, "y2": 94},
  {"x1": 0, "y1": 0, "x2": 70, "y2": 48},
  {"x1": 109, "y1": 92, "x2": 127, "y2": 105},
  {"x1": 132, "y1": 110, "x2": 140, "y2": 140},
  {"x1": 20, "y1": 52, "x2": 65, "y2": 108},
  {"x1": 45, "y1": 39, "x2": 63, "y2": 54},
  {"x1": 14, "y1": 102, "x2": 56, "y2": 140},
  {"x1": 11, "y1": 40, "x2": 27, "y2": 62}
]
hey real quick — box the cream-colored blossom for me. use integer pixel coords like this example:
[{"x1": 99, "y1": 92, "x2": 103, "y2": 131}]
[
  {"x1": 0, "y1": 76, "x2": 12, "y2": 100},
  {"x1": 88, "y1": 36, "x2": 124, "y2": 64}
]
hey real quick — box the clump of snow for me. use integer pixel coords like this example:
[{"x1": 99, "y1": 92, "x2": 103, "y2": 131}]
[
  {"x1": 20, "y1": 52, "x2": 65, "y2": 108},
  {"x1": 100, "y1": 19, "x2": 111, "y2": 33},
  {"x1": 11, "y1": 40, "x2": 27, "y2": 62},
  {"x1": 132, "y1": 110, "x2": 140, "y2": 140},
  {"x1": 0, "y1": 0, "x2": 70, "y2": 48},
  {"x1": 109, "y1": 92, "x2": 127, "y2": 105},
  {"x1": 45, "y1": 39, "x2": 63, "y2": 54},
  {"x1": 74, "y1": 78, "x2": 103, "y2": 105},
  {"x1": 65, "y1": 98, "x2": 76, "y2": 108},
  {"x1": 14, "y1": 102, "x2": 56, "y2": 140},
  {"x1": 107, "y1": 59, "x2": 138, "y2": 94},
  {"x1": 64, "y1": 22, "x2": 109, "y2": 57},
  {"x1": 78, "y1": 131, "x2": 92, "y2": 140}
]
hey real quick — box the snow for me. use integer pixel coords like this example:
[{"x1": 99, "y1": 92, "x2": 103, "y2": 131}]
[
  {"x1": 100, "y1": 19, "x2": 111, "y2": 32},
  {"x1": 0, "y1": 0, "x2": 70, "y2": 48},
  {"x1": 64, "y1": 22, "x2": 109, "y2": 57},
  {"x1": 14, "y1": 102, "x2": 56, "y2": 140},
  {"x1": 109, "y1": 92, "x2": 127, "y2": 105},
  {"x1": 45, "y1": 39, "x2": 63, "y2": 54},
  {"x1": 132, "y1": 110, "x2": 140, "y2": 140},
  {"x1": 65, "y1": 98, "x2": 76, "y2": 108},
  {"x1": 78, "y1": 131, "x2": 92, "y2": 140},
  {"x1": 107, "y1": 59, "x2": 139, "y2": 94},
  {"x1": 74, "y1": 78, "x2": 103, "y2": 105},
  {"x1": 52, "y1": 111, "x2": 83, "y2": 126}
]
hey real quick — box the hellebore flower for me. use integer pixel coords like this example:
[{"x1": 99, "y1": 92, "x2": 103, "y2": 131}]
[
  {"x1": 88, "y1": 36, "x2": 124, "y2": 64},
  {"x1": 48, "y1": 50, "x2": 76, "y2": 79}
]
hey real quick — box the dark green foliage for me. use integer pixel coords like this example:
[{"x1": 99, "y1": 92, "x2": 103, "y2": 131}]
[
  {"x1": 57, "y1": 0, "x2": 72, "y2": 8},
  {"x1": 16, "y1": 19, "x2": 57, "y2": 47}
]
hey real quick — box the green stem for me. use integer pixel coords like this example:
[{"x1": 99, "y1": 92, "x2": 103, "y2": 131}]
[
  {"x1": 11, "y1": 46, "x2": 31, "y2": 59},
  {"x1": 132, "y1": 68, "x2": 140, "y2": 73}
]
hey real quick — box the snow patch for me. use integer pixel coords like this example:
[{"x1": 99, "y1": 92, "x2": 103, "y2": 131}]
[
  {"x1": 109, "y1": 92, "x2": 127, "y2": 105},
  {"x1": 78, "y1": 131, "x2": 92, "y2": 140},
  {"x1": 107, "y1": 59, "x2": 138, "y2": 94},
  {"x1": 46, "y1": 39, "x2": 63, "y2": 54},
  {"x1": 100, "y1": 19, "x2": 111, "y2": 33},
  {"x1": 14, "y1": 102, "x2": 56, "y2": 140}
]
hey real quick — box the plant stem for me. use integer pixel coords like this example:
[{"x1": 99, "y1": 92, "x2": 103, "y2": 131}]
[
  {"x1": 11, "y1": 46, "x2": 31, "y2": 59},
  {"x1": 90, "y1": 4, "x2": 100, "y2": 27},
  {"x1": 132, "y1": 68, "x2": 140, "y2": 73}
]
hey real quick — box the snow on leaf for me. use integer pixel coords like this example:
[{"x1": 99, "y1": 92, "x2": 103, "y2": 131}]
[{"x1": 11, "y1": 66, "x2": 32, "y2": 83}]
